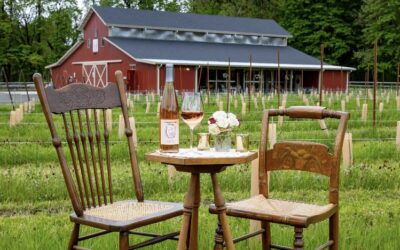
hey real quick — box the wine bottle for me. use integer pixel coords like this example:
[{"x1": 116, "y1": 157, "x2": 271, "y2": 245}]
[{"x1": 159, "y1": 64, "x2": 179, "y2": 152}]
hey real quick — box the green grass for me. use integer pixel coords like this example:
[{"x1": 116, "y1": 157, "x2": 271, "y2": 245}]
[{"x1": 0, "y1": 89, "x2": 400, "y2": 249}]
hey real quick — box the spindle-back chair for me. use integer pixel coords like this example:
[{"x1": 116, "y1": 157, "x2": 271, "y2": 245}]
[
  {"x1": 210, "y1": 106, "x2": 349, "y2": 250},
  {"x1": 33, "y1": 71, "x2": 183, "y2": 250}
]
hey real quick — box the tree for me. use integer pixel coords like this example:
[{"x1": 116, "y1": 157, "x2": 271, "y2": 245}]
[
  {"x1": 189, "y1": 0, "x2": 281, "y2": 20},
  {"x1": 355, "y1": 0, "x2": 400, "y2": 80},
  {"x1": 279, "y1": 0, "x2": 363, "y2": 66},
  {"x1": 0, "y1": 0, "x2": 81, "y2": 80}
]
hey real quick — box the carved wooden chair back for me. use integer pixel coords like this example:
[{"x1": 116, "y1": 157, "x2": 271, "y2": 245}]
[
  {"x1": 33, "y1": 71, "x2": 143, "y2": 217},
  {"x1": 258, "y1": 106, "x2": 350, "y2": 205}
]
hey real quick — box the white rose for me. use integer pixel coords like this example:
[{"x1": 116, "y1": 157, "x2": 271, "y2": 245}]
[
  {"x1": 216, "y1": 116, "x2": 229, "y2": 128},
  {"x1": 213, "y1": 111, "x2": 227, "y2": 120},
  {"x1": 208, "y1": 123, "x2": 221, "y2": 135},
  {"x1": 227, "y1": 113, "x2": 239, "y2": 127}
]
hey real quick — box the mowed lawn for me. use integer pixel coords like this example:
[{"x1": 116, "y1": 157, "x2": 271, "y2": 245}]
[{"x1": 1, "y1": 90, "x2": 400, "y2": 249}]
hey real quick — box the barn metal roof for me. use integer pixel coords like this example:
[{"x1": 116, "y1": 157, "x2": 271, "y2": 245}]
[
  {"x1": 91, "y1": 6, "x2": 291, "y2": 38},
  {"x1": 106, "y1": 37, "x2": 355, "y2": 71}
]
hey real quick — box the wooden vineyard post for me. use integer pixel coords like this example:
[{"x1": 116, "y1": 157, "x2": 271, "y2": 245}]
[
  {"x1": 129, "y1": 99, "x2": 134, "y2": 112},
  {"x1": 319, "y1": 44, "x2": 324, "y2": 106},
  {"x1": 118, "y1": 114, "x2": 124, "y2": 139},
  {"x1": 356, "y1": 95, "x2": 360, "y2": 107},
  {"x1": 17, "y1": 107, "x2": 23, "y2": 123},
  {"x1": 29, "y1": 99, "x2": 36, "y2": 112},
  {"x1": 342, "y1": 132, "x2": 353, "y2": 173},
  {"x1": 319, "y1": 119, "x2": 329, "y2": 136},
  {"x1": 253, "y1": 97, "x2": 258, "y2": 110},
  {"x1": 277, "y1": 49, "x2": 281, "y2": 107},
  {"x1": 396, "y1": 95, "x2": 400, "y2": 111},
  {"x1": 241, "y1": 102, "x2": 247, "y2": 116},
  {"x1": 262, "y1": 96, "x2": 266, "y2": 110},
  {"x1": 281, "y1": 94, "x2": 287, "y2": 108},
  {"x1": 278, "y1": 106, "x2": 284, "y2": 125},
  {"x1": 396, "y1": 121, "x2": 400, "y2": 149},
  {"x1": 23, "y1": 102, "x2": 29, "y2": 112},
  {"x1": 145, "y1": 101, "x2": 151, "y2": 113},
  {"x1": 379, "y1": 102, "x2": 384, "y2": 113},
  {"x1": 303, "y1": 96, "x2": 309, "y2": 106},
  {"x1": 341, "y1": 100, "x2": 346, "y2": 112},
  {"x1": 129, "y1": 117, "x2": 137, "y2": 147},
  {"x1": 168, "y1": 165, "x2": 177, "y2": 184},
  {"x1": 9, "y1": 110, "x2": 16, "y2": 127},
  {"x1": 157, "y1": 102, "x2": 161, "y2": 117},
  {"x1": 218, "y1": 100, "x2": 224, "y2": 111},
  {"x1": 361, "y1": 103, "x2": 368, "y2": 122},
  {"x1": 268, "y1": 123, "x2": 277, "y2": 148},
  {"x1": 106, "y1": 109, "x2": 112, "y2": 131}
]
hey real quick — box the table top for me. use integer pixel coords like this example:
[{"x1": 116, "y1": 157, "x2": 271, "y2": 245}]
[{"x1": 145, "y1": 148, "x2": 258, "y2": 167}]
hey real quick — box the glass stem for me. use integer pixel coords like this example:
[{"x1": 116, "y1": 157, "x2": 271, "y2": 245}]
[{"x1": 190, "y1": 128, "x2": 194, "y2": 150}]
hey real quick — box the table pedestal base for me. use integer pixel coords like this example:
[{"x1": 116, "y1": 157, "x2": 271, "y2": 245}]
[{"x1": 177, "y1": 173, "x2": 235, "y2": 250}]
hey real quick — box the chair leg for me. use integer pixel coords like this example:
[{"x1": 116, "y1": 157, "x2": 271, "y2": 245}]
[
  {"x1": 293, "y1": 227, "x2": 304, "y2": 250},
  {"x1": 119, "y1": 231, "x2": 129, "y2": 250},
  {"x1": 261, "y1": 221, "x2": 271, "y2": 250},
  {"x1": 68, "y1": 223, "x2": 80, "y2": 250},
  {"x1": 329, "y1": 213, "x2": 339, "y2": 250},
  {"x1": 213, "y1": 218, "x2": 224, "y2": 250}
]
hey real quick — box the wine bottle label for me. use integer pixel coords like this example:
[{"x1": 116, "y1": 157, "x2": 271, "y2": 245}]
[{"x1": 160, "y1": 119, "x2": 179, "y2": 145}]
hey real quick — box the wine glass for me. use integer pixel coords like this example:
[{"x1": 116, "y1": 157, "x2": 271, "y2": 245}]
[{"x1": 181, "y1": 92, "x2": 204, "y2": 150}]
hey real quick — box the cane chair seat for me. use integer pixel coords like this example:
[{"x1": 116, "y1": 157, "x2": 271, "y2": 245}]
[
  {"x1": 71, "y1": 200, "x2": 182, "y2": 231},
  {"x1": 210, "y1": 195, "x2": 337, "y2": 227}
]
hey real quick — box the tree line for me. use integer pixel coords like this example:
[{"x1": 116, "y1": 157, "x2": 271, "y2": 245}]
[{"x1": 1, "y1": 0, "x2": 399, "y2": 82}]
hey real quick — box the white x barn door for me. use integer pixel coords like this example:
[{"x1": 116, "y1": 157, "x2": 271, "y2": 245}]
[{"x1": 82, "y1": 63, "x2": 108, "y2": 87}]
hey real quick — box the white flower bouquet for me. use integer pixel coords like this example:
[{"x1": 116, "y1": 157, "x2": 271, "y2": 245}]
[{"x1": 207, "y1": 111, "x2": 240, "y2": 135}]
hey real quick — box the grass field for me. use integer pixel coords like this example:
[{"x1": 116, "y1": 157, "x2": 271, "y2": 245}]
[{"x1": 0, "y1": 89, "x2": 400, "y2": 249}]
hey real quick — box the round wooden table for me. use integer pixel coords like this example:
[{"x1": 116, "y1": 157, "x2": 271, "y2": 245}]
[{"x1": 145, "y1": 149, "x2": 258, "y2": 250}]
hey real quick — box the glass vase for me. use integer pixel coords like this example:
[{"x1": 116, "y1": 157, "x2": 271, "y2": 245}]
[{"x1": 213, "y1": 132, "x2": 231, "y2": 152}]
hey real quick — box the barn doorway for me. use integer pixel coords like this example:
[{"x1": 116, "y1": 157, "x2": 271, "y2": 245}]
[{"x1": 82, "y1": 63, "x2": 108, "y2": 87}]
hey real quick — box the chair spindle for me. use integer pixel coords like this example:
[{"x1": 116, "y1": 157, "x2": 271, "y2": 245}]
[
  {"x1": 85, "y1": 109, "x2": 102, "y2": 206},
  {"x1": 103, "y1": 109, "x2": 113, "y2": 203},
  {"x1": 70, "y1": 111, "x2": 91, "y2": 208},
  {"x1": 62, "y1": 113, "x2": 86, "y2": 209},
  {"x1": 77, "y1": 110, "x2": 97, "y2": 207},
  {"x1": 94, "y1": 109, "x2": 108, "y2": 205}
]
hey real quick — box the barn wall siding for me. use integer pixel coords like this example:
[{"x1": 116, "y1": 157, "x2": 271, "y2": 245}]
[{"x1": 323, "y1": 70, "x2": 347, "y2": 91}]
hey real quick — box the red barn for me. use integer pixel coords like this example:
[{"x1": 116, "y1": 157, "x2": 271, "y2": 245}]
[{"x1": 47, "y1": 6, "x2": 355, "y2": 93}]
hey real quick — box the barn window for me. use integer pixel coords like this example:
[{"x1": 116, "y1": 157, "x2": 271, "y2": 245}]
[
  {"x1": 94, "y1": 28, "x2": 98, "y2": 38},
  {"x1": 87, "y1": 39, "x2": 91, "y2": 48},
  {"x1": 101, "y1": 37, "x2": 105, "y2": 47}
]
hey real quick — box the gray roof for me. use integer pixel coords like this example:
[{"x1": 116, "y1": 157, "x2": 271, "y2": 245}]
[
  {"x1": 106, "y1": 37, "x2": 330, "y2": 68},
  {"x1": 93, "y1": 6, "x2": 290, "y2": 37}
]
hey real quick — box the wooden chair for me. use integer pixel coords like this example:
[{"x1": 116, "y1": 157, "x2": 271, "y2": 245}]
[
  {"x1": 33, "y1": 71, "x2": 183, "y2": 250},
  {"x1": 210, "y1": 106, "x2": 349, "y2": 250}
]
